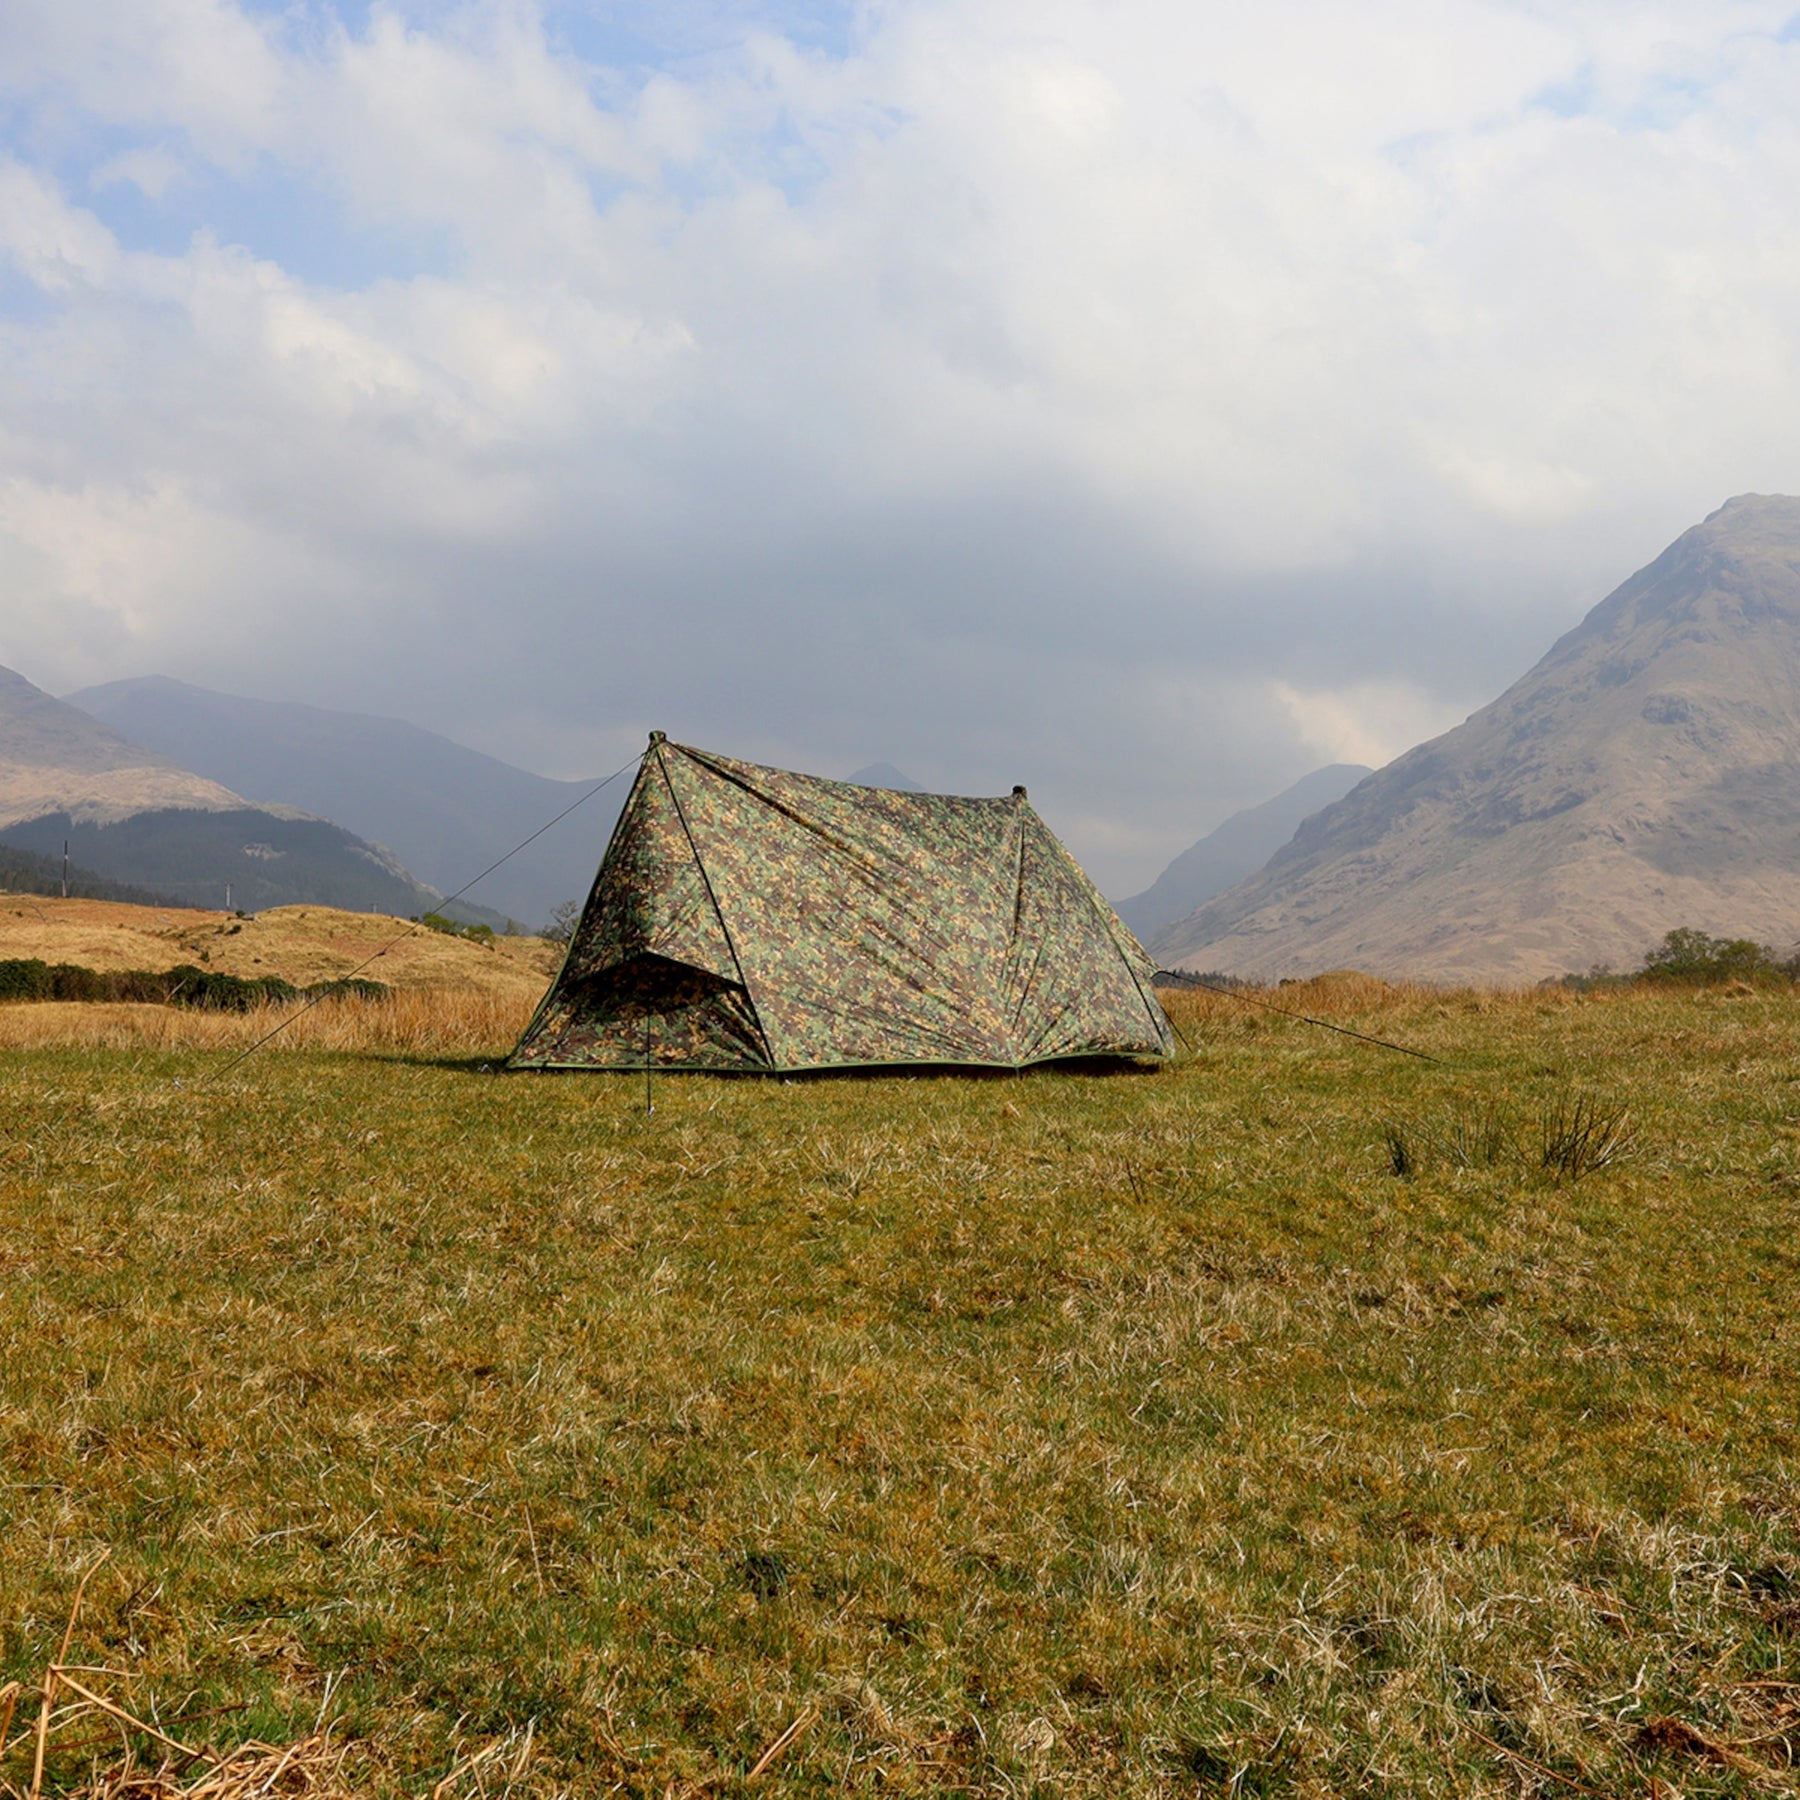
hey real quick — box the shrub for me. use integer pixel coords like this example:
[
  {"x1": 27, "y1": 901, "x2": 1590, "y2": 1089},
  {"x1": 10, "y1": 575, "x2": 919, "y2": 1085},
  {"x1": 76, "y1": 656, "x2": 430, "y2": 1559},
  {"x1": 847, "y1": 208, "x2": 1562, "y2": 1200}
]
[
  {"x1": 1638, "y1": 927, "x2": 1788, "y2": 985},
  {"x1": 162, "y1": 966, "x2": 301, "y2": 1011},
  {"x1": 0, "y1": 959, "x2": 52, "y2": 1001},
  {"x1": 112, "y1": 971, "x2": 173, "y2": 1004},
  {"x1": 419, "y1": 911, "x2": 498, "y2": 945},
  {"x1": 0, "y1": 960, "x2": 385, "y2": 1012},
  {"x1": 47, "y1": 963, "x2": 111, "y2": 1002}
]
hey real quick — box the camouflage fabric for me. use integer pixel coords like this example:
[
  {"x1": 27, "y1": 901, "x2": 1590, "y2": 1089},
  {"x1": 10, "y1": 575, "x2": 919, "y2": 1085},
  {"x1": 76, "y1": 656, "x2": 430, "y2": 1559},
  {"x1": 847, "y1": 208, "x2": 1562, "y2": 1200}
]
[{"x1": 509, "y1": 738, "x2": 1173, "y2": 1072}]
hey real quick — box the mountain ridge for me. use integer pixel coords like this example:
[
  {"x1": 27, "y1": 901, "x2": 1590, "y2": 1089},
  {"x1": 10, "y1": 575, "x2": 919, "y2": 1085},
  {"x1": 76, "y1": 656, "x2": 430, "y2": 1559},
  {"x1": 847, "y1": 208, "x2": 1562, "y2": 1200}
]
[{"x1": 1155, "y1": 494, "x2": 1800, "y2": 983}]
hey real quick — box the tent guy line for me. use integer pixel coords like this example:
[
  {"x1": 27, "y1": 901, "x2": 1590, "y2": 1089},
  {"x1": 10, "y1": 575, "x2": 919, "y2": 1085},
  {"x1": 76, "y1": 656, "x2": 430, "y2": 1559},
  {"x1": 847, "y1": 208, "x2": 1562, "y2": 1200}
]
[
  {"x1": 1152, "y1": 970, "x2": 1445, "y2": 1064},
  {"x1": 197, "y1": 746, "x2": 647, "y2": 1086}
]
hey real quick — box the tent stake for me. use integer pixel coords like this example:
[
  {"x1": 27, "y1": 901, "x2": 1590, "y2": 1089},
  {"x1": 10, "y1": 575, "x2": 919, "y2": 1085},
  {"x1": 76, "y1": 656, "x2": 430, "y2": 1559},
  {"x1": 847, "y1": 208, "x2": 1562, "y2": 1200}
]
[{"x1": 644, "y1": 1016, "x2": 654, "y2": 1115}]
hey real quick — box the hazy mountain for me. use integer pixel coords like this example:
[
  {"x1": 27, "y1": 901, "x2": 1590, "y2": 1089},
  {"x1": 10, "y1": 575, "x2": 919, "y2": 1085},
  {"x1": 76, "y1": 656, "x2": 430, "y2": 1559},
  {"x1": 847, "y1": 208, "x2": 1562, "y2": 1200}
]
[
  {"x1": 1, "y1": 663, "x2": 485, "y2": 920},
  {"x1": 66, "y1": 676, "x2": 627, "y2": 928},
  {"x1": 846, "y1": 762, "x2": 925, "y2": 791},
  {"x1": 1156, "y1": 495, "x2": 1800, "y2": 983},
  {"x1": 1114, "y1": 764, "x2": 1371, "y2": 946},
  {"x1": 0, "y1": 808, "x2": 461, "y2": 916},
  {"x1": 0, "y1": 663, "x2": 244, "y2": 827}
]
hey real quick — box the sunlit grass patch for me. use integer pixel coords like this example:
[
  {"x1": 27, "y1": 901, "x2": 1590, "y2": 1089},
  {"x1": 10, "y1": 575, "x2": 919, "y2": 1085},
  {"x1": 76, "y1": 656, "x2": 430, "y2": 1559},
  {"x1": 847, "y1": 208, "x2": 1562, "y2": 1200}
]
[{"x1": 2, "y1": 982, "x2": 1798, "y2": 1794}]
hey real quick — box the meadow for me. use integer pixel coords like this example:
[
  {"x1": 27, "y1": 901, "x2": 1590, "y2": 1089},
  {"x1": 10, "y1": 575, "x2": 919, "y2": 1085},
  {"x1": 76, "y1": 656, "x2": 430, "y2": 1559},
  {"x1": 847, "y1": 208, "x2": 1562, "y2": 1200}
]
[{"x1": 1, "y1": 976, "x2": 1797, "y2": 1797}]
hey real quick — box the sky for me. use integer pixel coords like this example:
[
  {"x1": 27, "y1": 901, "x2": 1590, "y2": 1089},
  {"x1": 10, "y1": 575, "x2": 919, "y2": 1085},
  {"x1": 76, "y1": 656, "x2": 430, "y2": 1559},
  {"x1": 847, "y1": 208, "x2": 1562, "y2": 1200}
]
[{"x1": 4, "y1": 0, "x2": 1800, "y2": 895}]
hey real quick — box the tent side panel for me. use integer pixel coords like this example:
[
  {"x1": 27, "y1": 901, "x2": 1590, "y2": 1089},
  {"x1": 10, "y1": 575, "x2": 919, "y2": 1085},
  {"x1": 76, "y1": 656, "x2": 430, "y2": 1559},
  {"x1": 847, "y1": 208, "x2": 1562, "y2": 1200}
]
[
  {"x1": 1004, "y1": 813, "x2": 1175, "y2": 1063},
  {"x1": 561, "y1": 756, "x2": 739, "y2": 987},
  {"x1": 668, "y1": 750, "x2": 1021, "y2": 1066},
  {"x1": 510, "y1": 955, "x2": 769, "y2": 1069}
]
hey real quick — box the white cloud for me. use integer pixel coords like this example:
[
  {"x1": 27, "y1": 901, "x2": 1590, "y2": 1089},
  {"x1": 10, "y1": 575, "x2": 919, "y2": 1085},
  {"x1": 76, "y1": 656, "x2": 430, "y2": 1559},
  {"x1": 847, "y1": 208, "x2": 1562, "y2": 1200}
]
[
  {"x1": 91, "y1": 144, "x2": 187, "y2": 199},
  {"x1": 1273, "y1": 678, "x2": 1468, "y2": 773},
  {"x1": 0, "y1": 161, "x2": 122, "y2": 290},
  {"x1": 0, "y1": 0, "x2": 287, "y2": 160}
]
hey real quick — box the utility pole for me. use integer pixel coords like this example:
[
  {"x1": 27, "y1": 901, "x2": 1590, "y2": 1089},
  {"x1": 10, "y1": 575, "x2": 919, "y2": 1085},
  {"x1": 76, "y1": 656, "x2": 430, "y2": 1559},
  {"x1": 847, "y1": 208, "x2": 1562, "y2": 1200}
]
[{"x1": 61, "y1": 840, "x2": 68, "y2": 900}]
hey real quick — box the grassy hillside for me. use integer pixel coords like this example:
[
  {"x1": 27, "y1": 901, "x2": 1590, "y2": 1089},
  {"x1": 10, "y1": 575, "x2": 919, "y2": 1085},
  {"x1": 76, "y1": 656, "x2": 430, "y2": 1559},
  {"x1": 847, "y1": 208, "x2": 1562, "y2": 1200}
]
[
  {"x1": 0, "y1": 895, "x2": 557, "y2": 1006},
  {"x1": 1, "y1": 982, "x2": 1796, "y2": 1796}
]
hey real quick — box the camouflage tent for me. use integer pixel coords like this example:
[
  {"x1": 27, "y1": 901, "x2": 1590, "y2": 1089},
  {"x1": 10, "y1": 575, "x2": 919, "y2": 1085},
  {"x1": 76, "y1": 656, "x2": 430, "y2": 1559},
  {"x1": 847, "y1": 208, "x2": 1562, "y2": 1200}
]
[{"x1": 510, "y1": 735, "x2": 1173, "y2": 1073}]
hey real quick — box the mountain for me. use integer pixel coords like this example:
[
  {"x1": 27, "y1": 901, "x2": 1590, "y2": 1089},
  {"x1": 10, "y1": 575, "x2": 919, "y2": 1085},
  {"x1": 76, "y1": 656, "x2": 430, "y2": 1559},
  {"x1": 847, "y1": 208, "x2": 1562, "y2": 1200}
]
[
  {"x1": 0, "y1": 808, "x2": 460, "y2": 917},
  {"x1": 0, "y1": 664, "x2": 487, "y2": 920},
  {"x1": 1156, "y1": 495, "x2": 1800, "y2": 984},
  {"x1": 0, "y1": 663, "x2": 244, "y2": 827},
  {"x1": 66, "y1": 676, "x2": 625, "y2": 929},
  {"x1": 1114, "y1": 764, "x2": 1371, "y2": 946},
  {"x1": 846, "y1": 762, "x2": 925, "y2": 792}
]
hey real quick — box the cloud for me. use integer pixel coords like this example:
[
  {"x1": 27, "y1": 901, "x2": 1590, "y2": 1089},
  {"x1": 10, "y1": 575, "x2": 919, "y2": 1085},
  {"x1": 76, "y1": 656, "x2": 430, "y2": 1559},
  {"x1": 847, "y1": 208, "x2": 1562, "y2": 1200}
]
[
  {"x1": 2, "y1": 1, "x2": 1800, "y2": 890},
  {"x1": 1272, "y1": 677, "x2": 1467, "y2": 773},
  {"x1": 91, "y1": 145, "x2": 187, "y2": 199}
]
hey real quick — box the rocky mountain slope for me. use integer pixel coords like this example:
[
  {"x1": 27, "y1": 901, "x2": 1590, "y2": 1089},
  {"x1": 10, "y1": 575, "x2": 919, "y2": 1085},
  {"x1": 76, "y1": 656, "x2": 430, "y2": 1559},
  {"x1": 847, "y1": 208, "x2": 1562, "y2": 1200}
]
[
  {"x1": 1115, "y1": 764, "x2": 1370, "y2": 946},
  {"x1": 0, "y1": 664, "x2": 491, "y2": 920},
  {"x1": 66, "y1": 676, "x2": 625, "y2": 929},
  {"x1": 1156, "y1": 495, "x2": 1800, "y2": 983}
]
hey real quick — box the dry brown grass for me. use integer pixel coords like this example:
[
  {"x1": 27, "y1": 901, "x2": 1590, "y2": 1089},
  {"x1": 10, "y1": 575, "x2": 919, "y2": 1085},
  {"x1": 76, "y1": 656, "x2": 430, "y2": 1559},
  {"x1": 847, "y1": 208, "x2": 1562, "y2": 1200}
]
[{"x1": 0, "y1": 988, "x2": 533, "y2": 1056}]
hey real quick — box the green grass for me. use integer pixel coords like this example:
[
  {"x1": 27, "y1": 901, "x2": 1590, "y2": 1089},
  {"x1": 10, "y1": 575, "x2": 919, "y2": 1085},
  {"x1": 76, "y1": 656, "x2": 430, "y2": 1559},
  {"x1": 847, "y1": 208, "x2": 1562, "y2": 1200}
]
[{"x1": 2, "y1": 984, "x2": 1798, "y2": 1795}]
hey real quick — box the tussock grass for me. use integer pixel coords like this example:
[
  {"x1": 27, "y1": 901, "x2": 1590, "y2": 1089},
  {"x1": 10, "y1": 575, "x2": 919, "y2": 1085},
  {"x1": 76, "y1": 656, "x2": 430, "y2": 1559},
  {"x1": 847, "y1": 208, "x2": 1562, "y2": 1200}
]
[{"x1": 3, "y1": 980, "x2": 1799, "y2": 1795}]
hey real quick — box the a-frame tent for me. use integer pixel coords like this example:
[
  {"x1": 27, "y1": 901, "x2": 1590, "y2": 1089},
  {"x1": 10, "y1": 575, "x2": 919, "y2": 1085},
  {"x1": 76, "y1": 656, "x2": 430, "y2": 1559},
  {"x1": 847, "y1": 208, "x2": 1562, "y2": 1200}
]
[{"x1": 509, "y1": 735, "x2": 1174, "y2": 1073}]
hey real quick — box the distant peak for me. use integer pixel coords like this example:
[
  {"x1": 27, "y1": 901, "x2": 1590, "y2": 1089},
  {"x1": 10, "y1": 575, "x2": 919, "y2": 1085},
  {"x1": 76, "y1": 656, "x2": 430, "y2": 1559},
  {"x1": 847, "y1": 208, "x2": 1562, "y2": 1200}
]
[
  {"x1": 846, "y1": 761, "x2": 924, "y2": 792},
  {"x1": 1707, "y1": 491, "x2": 1798, "y2": 517},
  {"x1": 1690, "y1": 492, "x2": 1800, "y2": 547}
]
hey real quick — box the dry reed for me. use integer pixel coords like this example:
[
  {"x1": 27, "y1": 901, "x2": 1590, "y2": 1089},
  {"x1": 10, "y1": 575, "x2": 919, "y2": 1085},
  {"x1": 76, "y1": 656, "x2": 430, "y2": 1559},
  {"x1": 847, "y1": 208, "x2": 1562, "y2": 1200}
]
[
  {"x1": 0, "y1": 989, "x2": 533, "y2": 1057},
  {"x1": 2, "y1": 970, "x2": 1499, "y2": 1062}
]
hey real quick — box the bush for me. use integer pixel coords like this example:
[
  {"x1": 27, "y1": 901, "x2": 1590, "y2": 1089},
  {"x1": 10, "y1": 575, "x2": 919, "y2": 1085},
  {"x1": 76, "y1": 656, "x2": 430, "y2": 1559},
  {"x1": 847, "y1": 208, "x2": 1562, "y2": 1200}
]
[
  {"x1": 1638, "y1": 927, "x2": 1790, "y2": 985},
  {"x1": 0, "y1": 959, "x2": 51, "y2": 1001},
  {"x1": 162, "y1": 965, "x2": 302, "y2": 1011},
  {"x1": 110, "y1": 971, "x2": 172, "y2": 1004},
  {"x1": 419, "y1": 911, "x2": 497, "y2": 945},
  {"x1": 47, "y1": 963, "x2": 112, "y2": 1002},
  {"x1": 0, "y1": 959, "x2": 387, "y2": 1012}
]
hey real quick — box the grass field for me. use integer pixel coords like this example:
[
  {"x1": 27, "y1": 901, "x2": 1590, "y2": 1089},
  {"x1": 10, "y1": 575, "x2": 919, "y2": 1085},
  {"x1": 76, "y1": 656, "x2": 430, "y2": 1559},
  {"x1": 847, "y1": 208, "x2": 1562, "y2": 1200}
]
[{"x1": 2, "y1": 977, "x2": 1798, "y2": 1796}]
